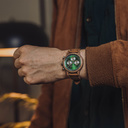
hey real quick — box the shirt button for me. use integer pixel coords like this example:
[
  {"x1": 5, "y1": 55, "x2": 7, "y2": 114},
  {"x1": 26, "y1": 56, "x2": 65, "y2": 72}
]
[{"x1": 86, "y1": 17, "x2": 92, "y2": 23}]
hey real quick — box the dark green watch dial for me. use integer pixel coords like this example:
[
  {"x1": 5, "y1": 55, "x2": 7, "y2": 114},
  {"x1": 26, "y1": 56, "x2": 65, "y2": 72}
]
[{"x1": 64, "y1": 54, "x2": 81, "y2": 71}]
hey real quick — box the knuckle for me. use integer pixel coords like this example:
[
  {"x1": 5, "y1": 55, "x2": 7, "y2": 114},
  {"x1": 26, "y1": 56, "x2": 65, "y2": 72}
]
[
  {"x1": 14, "y1": 59, "x2": 20, "y2": 68},
  {"x1": 20, "y1": 45, "x2": 29, "y2": 52},
  {"x1": 23, "y1": 45, "x2": 30, "y2": 47},
  {"x1": 19, "y1": 46, "x2": 25, "y2": 52},
  {"x1": 18, "y1": 58, "x2": 24, "y2": 64},
  {"x1": 21, "y1": 67, "x2": 27, "y2": 74},
  {"x1": 18, "y1": 68, "x2": 27, "y2": 76},
  {"x1": 24, "y1": 76, "x2": 34, "y2": 85}
]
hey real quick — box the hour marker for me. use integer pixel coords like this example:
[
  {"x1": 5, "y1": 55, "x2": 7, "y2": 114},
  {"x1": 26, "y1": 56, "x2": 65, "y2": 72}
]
[
  {"x1": 71, "y1": 57, "x2": 76, "y2": 61},
  {"x1": 74, "y1": 60, "x2": 80, "y2": 65},
  {"x1": 67, "y1": 60, "x2": 72, "y2": 66}
]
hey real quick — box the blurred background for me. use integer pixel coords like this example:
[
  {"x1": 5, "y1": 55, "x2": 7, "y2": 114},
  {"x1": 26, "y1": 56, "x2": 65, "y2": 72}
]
[{"x1": 0, "y1": 0, "x2": 52, "y2": 127}]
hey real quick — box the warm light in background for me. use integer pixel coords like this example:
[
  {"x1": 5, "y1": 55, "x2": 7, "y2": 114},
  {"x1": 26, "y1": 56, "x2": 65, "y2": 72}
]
[{"x1": 0, "y1": 48, "x2": 17, "y2": 57}]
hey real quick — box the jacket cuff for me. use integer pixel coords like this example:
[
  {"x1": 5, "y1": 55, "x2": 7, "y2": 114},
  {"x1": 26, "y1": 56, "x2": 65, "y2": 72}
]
[{"x1": 86, "y1": 43, "x2": 115, "y2": 87}]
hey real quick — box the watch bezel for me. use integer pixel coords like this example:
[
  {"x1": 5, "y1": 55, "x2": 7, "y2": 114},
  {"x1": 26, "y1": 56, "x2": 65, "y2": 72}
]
[{"x1": 62, "y1": 53, "x2": 83, "y2": 73}]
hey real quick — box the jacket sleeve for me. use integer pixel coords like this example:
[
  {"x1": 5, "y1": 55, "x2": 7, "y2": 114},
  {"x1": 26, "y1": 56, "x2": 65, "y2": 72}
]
[
  {"x1": 29, "y1": 84, "x2": 53, "y2": 128},
  {"x1": 86, "y1": 40, "x2": 128, "y2": 88}
]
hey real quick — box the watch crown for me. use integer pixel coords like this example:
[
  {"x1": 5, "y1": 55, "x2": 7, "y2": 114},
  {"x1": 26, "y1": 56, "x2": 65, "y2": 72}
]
[
  {"x1": 61, "y1": 62, "x2": 63, "y2": 66},
  {"x1": 63, "y1": 56, "x2": 65, "y2": 59}
]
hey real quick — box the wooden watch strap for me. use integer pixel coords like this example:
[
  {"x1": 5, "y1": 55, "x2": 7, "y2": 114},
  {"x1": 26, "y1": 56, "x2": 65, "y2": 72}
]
[{"x1": 68, "y1": 49, "x2": 80, "y2": 53}]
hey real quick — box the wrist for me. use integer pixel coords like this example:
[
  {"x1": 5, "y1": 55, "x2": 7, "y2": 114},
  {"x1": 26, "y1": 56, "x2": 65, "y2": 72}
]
[
  {"x1": 61, "y1": 49, "x2": 87, "y2": 83},
  {"x1": 80, "y1": 49, "x2": 87, "y2": 79},
  {"x1": 56, "y1": 49, "x2": 68, "y2": 80}
]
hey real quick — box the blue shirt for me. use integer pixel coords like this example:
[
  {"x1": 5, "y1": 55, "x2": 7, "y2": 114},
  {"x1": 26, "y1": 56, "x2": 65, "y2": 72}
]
[{"x1": 68, "y1": 0, "x2": 124, "y2": 128}]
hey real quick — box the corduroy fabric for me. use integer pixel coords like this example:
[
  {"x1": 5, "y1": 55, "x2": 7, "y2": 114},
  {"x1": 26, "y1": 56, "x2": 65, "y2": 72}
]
[{"x1": 86, "y1": 43, "x2": 115, "y2": 87}]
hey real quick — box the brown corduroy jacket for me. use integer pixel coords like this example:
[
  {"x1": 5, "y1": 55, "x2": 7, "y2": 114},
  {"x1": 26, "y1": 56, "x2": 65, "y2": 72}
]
[{"x1": 29, "y1": 0, "x2": 128, "y2": 128}]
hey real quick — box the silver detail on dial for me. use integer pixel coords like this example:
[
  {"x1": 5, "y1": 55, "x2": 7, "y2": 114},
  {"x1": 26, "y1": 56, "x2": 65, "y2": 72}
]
[
  {"x1": 71, "y1": 57, "x2": 76, "y2": 61},
  {"x1": 74, "y1": 60, "x2": 80, "y2": 66},
  {"x1": 67, "y1": 60, "x2": 72, "y2": 66}
]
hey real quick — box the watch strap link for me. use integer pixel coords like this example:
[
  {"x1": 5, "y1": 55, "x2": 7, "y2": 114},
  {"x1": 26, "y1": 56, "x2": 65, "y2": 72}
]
[
  {"x1": 67, "y1": 71, "x2": 81, "y2": 84},
  {"x1": 68, "y1": 49, "x2": 80, "y2": 54}
]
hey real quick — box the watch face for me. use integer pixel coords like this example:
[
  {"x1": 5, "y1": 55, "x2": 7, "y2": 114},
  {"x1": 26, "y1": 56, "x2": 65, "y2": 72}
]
[{"x1": 64, "y1": 54, "x2": 81, "y2": 71}]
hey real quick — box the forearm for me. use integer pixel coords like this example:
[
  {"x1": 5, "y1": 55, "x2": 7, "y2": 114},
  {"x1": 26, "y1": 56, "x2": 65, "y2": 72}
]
[{"x1": 13, "y1": 40, "x2": 128, "y2": 87}]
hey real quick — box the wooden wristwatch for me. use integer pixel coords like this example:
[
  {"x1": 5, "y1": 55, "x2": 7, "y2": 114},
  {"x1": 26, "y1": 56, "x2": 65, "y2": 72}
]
[{"x1": 62, "y1": 49, "x2": 83, "y2": 84}]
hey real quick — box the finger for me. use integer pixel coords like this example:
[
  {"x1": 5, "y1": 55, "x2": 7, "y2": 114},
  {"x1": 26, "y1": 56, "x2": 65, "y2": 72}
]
[
  {"x1": 13, "y1": 48, "x2": 21, "y2": 59},
  {"x1": 14, "y1": 58, "x2": 22, "y2": 69},
  {"x1": 24, "y1": 76, "x2": 33, "y2": 85},
  {"x1": 18, "y1": 68, "x2": 26, "y2": 77}
]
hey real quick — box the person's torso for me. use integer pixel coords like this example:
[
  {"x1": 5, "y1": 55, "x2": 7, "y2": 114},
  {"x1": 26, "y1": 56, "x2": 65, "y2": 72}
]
[{"x1": 68, "y1": 0, "x2": 124, "y2": 128}]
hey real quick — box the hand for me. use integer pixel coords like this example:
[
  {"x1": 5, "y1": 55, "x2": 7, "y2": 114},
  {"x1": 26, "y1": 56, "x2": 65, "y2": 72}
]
[{"x1": 13, "y1": 45, "x2": 67, "y2": 85}]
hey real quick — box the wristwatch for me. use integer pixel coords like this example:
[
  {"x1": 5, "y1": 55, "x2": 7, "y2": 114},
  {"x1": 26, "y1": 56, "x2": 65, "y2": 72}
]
[{"x1": 62, "y1": 49, "x2": 83, "y2": 84}]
